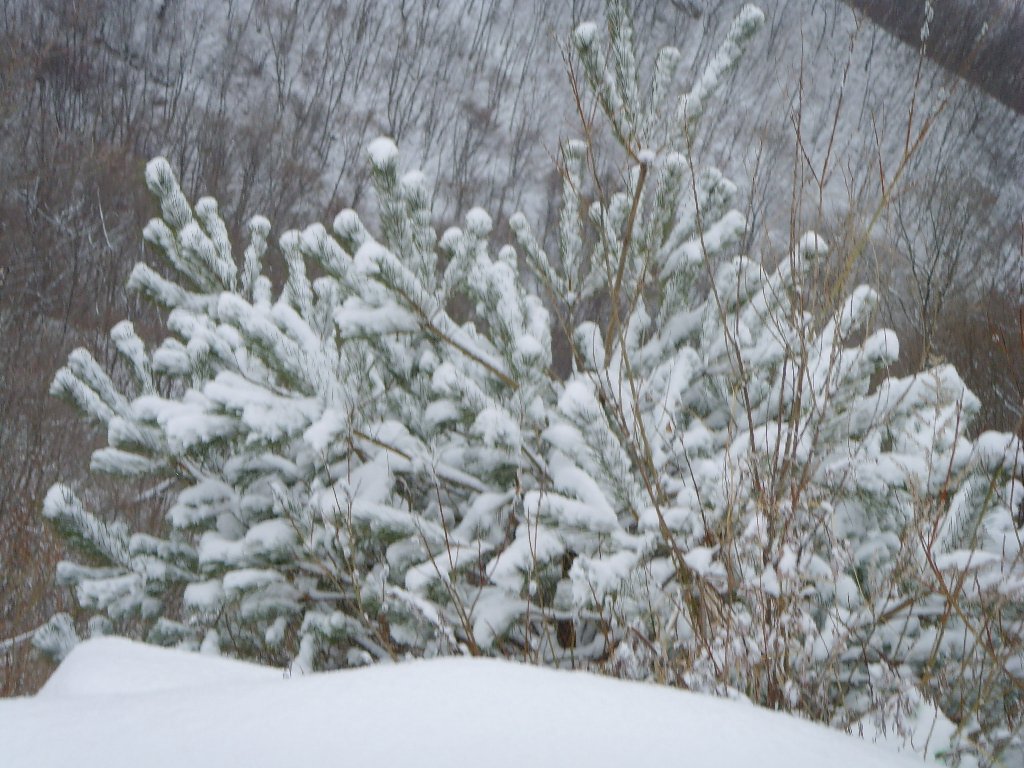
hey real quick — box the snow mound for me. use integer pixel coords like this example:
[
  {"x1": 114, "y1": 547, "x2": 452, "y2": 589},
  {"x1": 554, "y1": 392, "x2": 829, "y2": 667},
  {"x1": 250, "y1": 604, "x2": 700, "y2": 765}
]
[
  {"x1": 1, "y1": 639, "x2": 932, "y2": 768},
  {"x1": 37, "y1": 637, "x2": 281, "y2": 698}
]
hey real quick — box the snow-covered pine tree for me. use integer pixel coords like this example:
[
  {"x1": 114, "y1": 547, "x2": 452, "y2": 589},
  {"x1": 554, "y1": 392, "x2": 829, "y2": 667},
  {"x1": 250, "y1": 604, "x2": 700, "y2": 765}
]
[{"x1": 42, "y1": 0, "x2": 1023, "y2": 762}]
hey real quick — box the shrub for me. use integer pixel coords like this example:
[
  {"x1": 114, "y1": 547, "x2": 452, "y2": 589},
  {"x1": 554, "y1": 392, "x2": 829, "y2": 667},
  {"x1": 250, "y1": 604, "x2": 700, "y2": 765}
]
[{"x1": 42, "y1": 2, "x2": 1024, "y2": 762}]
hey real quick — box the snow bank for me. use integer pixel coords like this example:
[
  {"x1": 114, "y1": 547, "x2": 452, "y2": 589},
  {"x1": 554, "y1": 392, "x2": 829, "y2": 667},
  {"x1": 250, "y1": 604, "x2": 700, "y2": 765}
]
[
  {"x1": 35, "y1": 637, "x2": 280, "y2": 698},
  {"x1": 0, "y1": 638, "x2": 931, "y2": 768}
]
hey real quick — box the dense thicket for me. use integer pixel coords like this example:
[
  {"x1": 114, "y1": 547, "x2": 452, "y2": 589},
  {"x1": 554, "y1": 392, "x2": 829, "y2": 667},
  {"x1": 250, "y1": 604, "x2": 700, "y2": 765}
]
[
  {"x1": 3, "y1": 0, "x2": 1023, "y2": 719},
  {"x1": 38, "y1": 3, "x2": 1024, "y2": 764}
]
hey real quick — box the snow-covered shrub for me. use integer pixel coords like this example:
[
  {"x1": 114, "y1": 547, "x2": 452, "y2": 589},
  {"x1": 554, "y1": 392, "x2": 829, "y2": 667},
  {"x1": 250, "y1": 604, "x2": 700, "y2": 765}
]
[{"x1": 42, "y1": 1, "x2": 1024, "y2": 762}]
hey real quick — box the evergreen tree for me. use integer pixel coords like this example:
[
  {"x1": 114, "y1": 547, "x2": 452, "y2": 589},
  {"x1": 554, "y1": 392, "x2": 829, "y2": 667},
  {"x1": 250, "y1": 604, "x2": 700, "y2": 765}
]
[{"x1": 42, "y1": 1, "x2": 1023, "y2": 762}]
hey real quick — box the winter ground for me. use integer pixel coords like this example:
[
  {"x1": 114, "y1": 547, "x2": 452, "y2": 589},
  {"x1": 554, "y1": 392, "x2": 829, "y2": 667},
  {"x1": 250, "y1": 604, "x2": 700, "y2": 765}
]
[{"x1": 1, "y1": 638, "x2": 937, "y2": 767}]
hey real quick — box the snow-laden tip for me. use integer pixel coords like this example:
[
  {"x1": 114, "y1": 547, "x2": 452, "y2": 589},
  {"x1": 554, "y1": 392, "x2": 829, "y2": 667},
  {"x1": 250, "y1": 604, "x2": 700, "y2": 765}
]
[
  {"x1": 465, "y1": 206, "x2": 492, "y2": 236},
  {"x1": 572, "y1": 21, "x2": 598, "y2": 48},
  {"x1": 247, "y1": 215, "x2": 271, "y2": 238},
  {"x1": 799, "y1": 231, "x2": 829, "y2": 257},
  {"x1": 41, "y1": 483, "x2": 76, "y2": 520},
  {"x1": 975, "y1": 430, "x2": 1024, "y2": 473},
  {"x1": 143, "y1": 157, "x2": 174, "y2": 193},
  {"x1": 737, "y1": 3, "x2": 767, "y2": 32},
  {"x1": 0, "y1": 638, "x2": 937, "y2": 768},
  {"x1": 367, "y1": 136, "x2": 399, "y2": 167}
]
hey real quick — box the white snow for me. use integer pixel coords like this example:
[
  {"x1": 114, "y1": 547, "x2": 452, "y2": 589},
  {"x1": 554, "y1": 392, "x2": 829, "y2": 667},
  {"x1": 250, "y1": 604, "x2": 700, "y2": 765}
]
[
  {"x1": 0, "y1": 638, "x2": 935, "y2": 768},
  {"x1": 366, "y1": 136, "x2": 399, "y2": 168},
  {"x1": 572, "y1": 21, "x2": 599, "y2": 48},
  {"x1": 182, "y1": 579, "x2": 224, "y2": 612}
]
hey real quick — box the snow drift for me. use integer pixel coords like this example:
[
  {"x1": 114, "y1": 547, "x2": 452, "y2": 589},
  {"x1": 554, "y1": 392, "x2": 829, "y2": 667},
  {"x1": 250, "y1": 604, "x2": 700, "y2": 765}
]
[{"x1": 0, "y1": 638, "x2": 933, "y2": 768}]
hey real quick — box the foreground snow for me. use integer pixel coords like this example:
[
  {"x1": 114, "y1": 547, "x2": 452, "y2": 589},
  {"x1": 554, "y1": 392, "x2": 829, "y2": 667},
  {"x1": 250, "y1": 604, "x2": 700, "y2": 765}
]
[{"x1": 1, "y1": 639, "x2": 932, "y2": 768}]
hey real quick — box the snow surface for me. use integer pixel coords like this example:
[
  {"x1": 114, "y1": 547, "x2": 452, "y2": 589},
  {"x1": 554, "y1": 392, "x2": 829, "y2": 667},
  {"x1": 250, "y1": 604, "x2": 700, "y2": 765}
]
[{"x1": 0, "y1": 638, "x2": 933, "y2": 768}]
